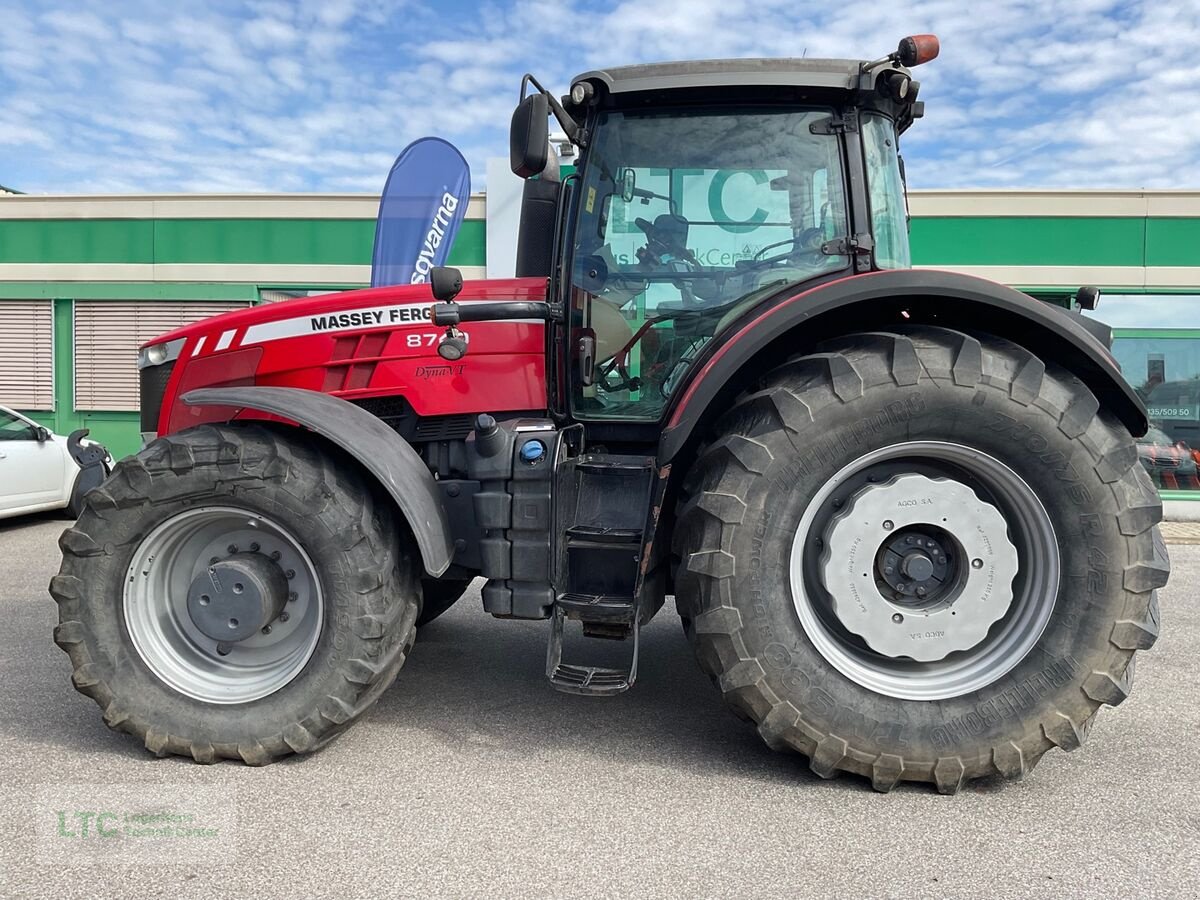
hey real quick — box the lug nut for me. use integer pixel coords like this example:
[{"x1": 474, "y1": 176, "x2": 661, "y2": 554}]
[
  {"x1": 882, "y1": 520, "x2": 894, "y2": 531},
  {"x1": 209, "y1": 557, "x2": 220, "y2": 565},
  {"x1": 279, "y1": 612, "x2": 290, "y2": 623},
  {"x1": 271, "y1": 551, "x2": 281, "y2": 561},
  {"x1": 884, "y1": 566, "x2": 894, "y2": 575},
  {"x1": 288, "y1": 592, "x2": 297, "y2": 603},
  {"x1": 916, "y1": 586, "x2": 927, "y2": 598},
  {"x1": 250, "y1": 542, "x2": 260, "y2": 552},
  {"x1": 892, "y1": 613, "x2": 904, "y2": 623},
  {"x1": 905, "y1": 536, "x2": 913, "y2": 545},
  {"x1": 216, "y1": 642, "x2": 232, "y2": 656},
  {"x1": 971, "y1": 558, "x2": 984, "y2": 569},
  {"x1": 285, "y1": 569, "x2": 295, "y2": 580},
  {"x1": 227, "y1": 544, "x2": 238, "y2": 554},
  {"x1": 261, "y1": 625, "x2": 272, "y2": 635}
]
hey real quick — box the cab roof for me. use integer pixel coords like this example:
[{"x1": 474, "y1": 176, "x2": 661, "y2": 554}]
[{"x1": 572, "y1": 58, "x2": 866, "y2": 95}]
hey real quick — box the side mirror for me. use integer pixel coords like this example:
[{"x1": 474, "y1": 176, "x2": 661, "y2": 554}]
[
  {"x1": 510, "y1": 92, "x2": 549, "y2": 178},
  {"x1": 430, "y1": 266, "x2": 463, "y2": 302},
  {"x1": 1075, "y1": 285, "x2": 1100, "y2": 311},
  {"x1": 619, "y1": 167, "x2": 636, "y2": 203},
  {"x1": 35, "y1": 426, "x2": 51, "y2": 443}
]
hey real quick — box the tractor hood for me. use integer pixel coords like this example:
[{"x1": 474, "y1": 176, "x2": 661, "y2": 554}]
[{"x1": 141, "y1": 277, "x2": 550, "y2": 440}]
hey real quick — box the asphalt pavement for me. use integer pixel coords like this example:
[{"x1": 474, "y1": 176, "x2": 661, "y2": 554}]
[{"x1": 1, "y1": 512, "x2": 1197, "y2": 898}]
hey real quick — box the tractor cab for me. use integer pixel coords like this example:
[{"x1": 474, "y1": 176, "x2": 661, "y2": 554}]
[
  {"x1": 509, "y1": 41, "x2": 934, "y2": 423},
  {"x1": 426, "y1": 40, "x2": 943, "y2": 689}
]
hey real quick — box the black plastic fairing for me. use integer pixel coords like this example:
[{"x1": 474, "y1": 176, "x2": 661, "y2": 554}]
[
  {"x1": 139, "y1": 361, "x2": 175, "y2": 435},
  {"x1": 516, "y1": 177, "x2": 561, "y2": 278}
]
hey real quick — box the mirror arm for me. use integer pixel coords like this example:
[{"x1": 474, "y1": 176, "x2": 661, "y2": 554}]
[{"x1": 520, "y1": 73, "x2": 583, "y2": 146}]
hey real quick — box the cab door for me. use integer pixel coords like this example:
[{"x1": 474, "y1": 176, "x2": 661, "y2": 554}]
[{"x1": 0, "y1": 410, "x2": 68, "y2": 514}]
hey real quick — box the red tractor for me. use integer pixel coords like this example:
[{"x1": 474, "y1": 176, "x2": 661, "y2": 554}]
[{"x1": 52, "y1": 36, "x2": 1167, "y2": 793}]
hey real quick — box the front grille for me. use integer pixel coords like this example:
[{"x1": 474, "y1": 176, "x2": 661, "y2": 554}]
[
  {"x1": 139, "y1": 361, "x2": 176, "y2": 434},
  {"x1": 354, "y1": 396, "x2": 409, "y2": 421},
  {"x1": 414, "y1": 414, "x2": 475, "y2": 442},
  {"x1": 352, "y1": 396, "x2": 474, "y2": 443}
]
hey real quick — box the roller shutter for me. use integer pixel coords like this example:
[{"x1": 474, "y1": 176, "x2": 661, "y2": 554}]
[
  {"x1": 74, "y1": 301, "x2": 249, "y2": 411},
  {"x1": 0, "y1": 300, "x2": 55, "y2": 410}
]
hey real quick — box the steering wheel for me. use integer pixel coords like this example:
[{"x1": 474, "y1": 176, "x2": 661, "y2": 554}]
[{"x1": 738, "y1": 227, "x2": 827, "y2": 273}]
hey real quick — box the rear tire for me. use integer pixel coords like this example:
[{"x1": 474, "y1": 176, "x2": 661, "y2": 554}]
[
  {"x1": 51, "y1": 424, "x2": 420, "y2": 765},
  {"x1": 673, "y1": 327, "x2": 1167, "y2": 793}
]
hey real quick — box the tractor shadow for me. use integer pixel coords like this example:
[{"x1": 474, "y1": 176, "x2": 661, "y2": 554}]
[
  {"x1": 0, "y1": 508, "x2": 69, "y2": 535},
  {"x1": 369, "y1": 587, "x2": 835, "y2": 789},
  {"x1": 12, "y1": 556, "x2": 944, "y2": 794}
]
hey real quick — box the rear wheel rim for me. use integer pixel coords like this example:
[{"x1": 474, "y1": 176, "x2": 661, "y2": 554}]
[
  {"x1": 788, "y1": 441, "x2": 1060, "y2": 701},
  {"x1": 124, "y1": 507, "x2": 323, "y2": 704}
]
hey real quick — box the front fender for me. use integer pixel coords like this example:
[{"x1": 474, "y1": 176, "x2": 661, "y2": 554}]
[
  {"x1": 660, "y1": 269, "x2": 1148, "y2": 462},
  {"x1": 183, "y1": 386, "x2": 453, "y2": 577}
]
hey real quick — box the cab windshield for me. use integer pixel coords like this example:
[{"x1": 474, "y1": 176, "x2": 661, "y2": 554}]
[{"x1": 569, "y1": 106, "x2": 849, "y2": 420}]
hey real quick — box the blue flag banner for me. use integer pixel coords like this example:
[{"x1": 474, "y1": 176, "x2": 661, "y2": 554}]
[{"x1": 371, "y1": 137, "x2": 471, "y2": 287}]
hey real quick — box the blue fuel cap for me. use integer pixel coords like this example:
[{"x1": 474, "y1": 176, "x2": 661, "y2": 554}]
[{"x1": 520, "y1": 440, "x2": 546, "y2": 463}]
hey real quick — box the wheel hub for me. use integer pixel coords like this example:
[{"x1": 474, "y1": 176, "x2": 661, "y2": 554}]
[
  {"x1": 124, "y1": 507, "x2": 323, "y2": 704},
  {"x1": 819, "y1": 473, "x2": 1019, "y2": 662},
  {"x1": 186, "y1": 554, "x2": 288, "y2": 642},
  {"x1": 876, "y1": 528, "x2": 954, "y2": 604}
]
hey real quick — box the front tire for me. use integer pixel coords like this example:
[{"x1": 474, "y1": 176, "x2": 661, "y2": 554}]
[
  {"x1": 673, "y1": 327, "x2": 1167, "y2": 792},
  {"x1": 51, "y1": 424, "x2": 420, "y2": 765}
]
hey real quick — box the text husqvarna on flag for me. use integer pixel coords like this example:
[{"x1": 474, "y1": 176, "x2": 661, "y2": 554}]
[{"x1": 370, "y1": 137, "x2": 471, "y2": 287}]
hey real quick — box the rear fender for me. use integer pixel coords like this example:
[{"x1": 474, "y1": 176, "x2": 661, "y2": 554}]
[
  {"x1": 659, "y1": 269, "x2": 1148, "y2": 463},
  {"x1": 183, "y1": 386, "x2": 453, "y2": 577}
]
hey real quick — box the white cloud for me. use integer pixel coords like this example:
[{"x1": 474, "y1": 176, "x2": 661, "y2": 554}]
[{"x1": 0, "y1": 0, "x2": 1197, "y2": 194}]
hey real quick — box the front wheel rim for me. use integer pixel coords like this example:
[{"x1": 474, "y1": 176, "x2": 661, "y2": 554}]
[
  {"x1": 124, "y1": 507, "x2": 323, "y2": 704},
  {"x1": 788, "y1": 441, "x2": 1060, "y2": 701}
]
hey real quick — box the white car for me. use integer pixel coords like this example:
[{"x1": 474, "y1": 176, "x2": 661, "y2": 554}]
[{"x1": 0, "y1": 406, "x2": 112, "y2": 521}]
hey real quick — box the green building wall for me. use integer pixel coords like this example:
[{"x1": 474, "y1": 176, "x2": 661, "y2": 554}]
[{"x1": 2, "y1": 190, "x2": 1198, "y2": 464}]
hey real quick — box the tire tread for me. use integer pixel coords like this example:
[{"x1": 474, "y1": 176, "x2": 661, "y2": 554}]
[
  {"x1": 50, "y1": 424, "x2": 420, "y2": 766},
  {"x1": 672, "y1": 327, "x2": 1164, "y2": 792}
]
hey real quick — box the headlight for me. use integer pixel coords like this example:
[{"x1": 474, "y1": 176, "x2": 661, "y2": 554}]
[
  {"x1": 137, "y1": 338, "x2": 186, "y2": 369},
  {"x1": 570, "y1": 81, "x2": 594, "y2": 105}
]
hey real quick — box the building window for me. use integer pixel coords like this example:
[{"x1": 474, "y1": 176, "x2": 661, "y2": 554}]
[
  {"x1": 1097, "y1": 295, "x2": 1200, "y2": 495},
  {"x1": 0, "y1": 300, "x2": 54, "y2": 410},
  {"x1": 74, "y1": 300, "x2": 249, "y2": 411}
]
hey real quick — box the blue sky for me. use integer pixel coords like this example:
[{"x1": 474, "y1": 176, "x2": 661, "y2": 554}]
[{"x1": 1, "y1": 0, "x2": 1196, "y2": 194}]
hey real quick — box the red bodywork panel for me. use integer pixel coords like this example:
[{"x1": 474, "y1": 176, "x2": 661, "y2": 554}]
[{"x1": 148, "y1": 279, "x2": 548, "y2": 437}]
